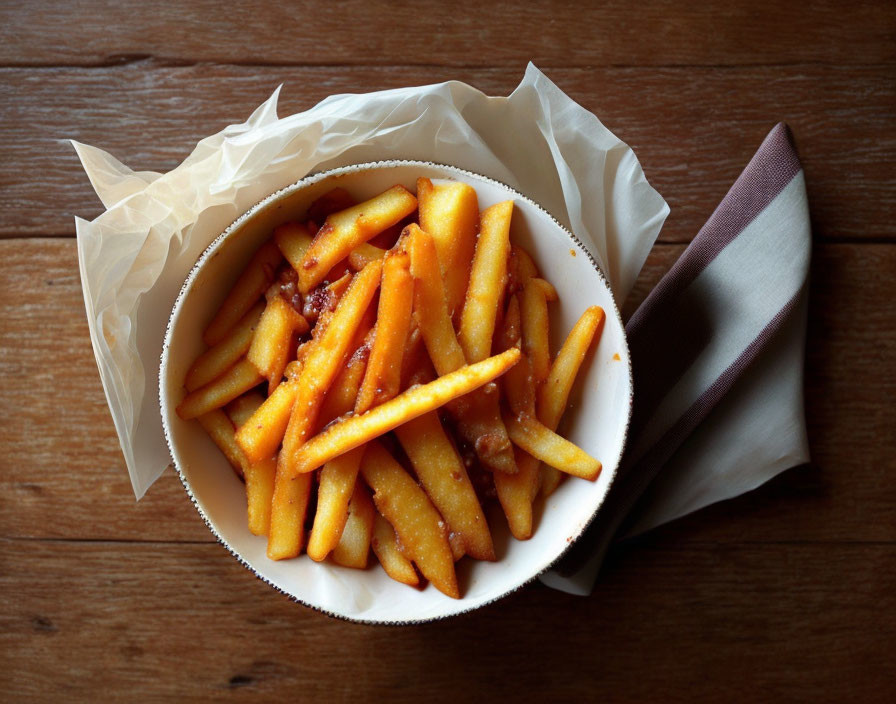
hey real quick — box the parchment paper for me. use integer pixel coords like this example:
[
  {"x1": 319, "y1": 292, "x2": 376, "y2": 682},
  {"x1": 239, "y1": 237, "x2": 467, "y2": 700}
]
[{"x1": 74, "y1": 63, "x2": 669, "y2": 499}]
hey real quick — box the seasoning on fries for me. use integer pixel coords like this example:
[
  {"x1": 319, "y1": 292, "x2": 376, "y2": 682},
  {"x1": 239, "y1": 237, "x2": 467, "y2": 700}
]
[{"x1": 177, "y1": 179, "x2": 607, "y2": 598}]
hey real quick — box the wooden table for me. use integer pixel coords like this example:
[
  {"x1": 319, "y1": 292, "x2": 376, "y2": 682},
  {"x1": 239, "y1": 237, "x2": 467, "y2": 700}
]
[{"x1": 2, "y1": 2, "x2": 894, "y2": 700}]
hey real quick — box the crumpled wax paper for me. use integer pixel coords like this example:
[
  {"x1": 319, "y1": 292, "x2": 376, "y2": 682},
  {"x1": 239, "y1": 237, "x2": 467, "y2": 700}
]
[{"x1": 73, "y1": 63, "x2": 669, "y2": 499}]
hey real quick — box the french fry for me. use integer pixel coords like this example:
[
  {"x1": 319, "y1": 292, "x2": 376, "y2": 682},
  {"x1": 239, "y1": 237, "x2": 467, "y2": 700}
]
[
  {"x1": 537, "y1": 306, "x2": 606, "y2": 496},
  {"x1": 317, "y1": 327, "x2": 374, "y2": 426},
  {"x1": 247, "y1": 294, "x2": 309, "y2": 392},
  {"x1": 268, "y1": 261, "x2": 383, "y2": 560},
  {"x1": 348, "y1": 242, "x2": 387, "y2": 270},
  {"x1": 204, "y1": 240, "x2": 283, "y2": 346},
  {"x1": 394, "y1": 411, "x2": 495, "y2": 560},
  {"x1": 283, "y1": 260, "x2": 383, "y2": 453},
  {"x1": 243, "y1": 456, "x2": 277, "y2": 536},
  {"x1": 407, "y1": 224, "x2": 516, "y2": 474},
  {"x1": 458, "y1": 200, "x2": 513, "y2": 363},
  {"x1": 331, "y1": 482, "x2": 375, "y2": 569},
  {"x1": 449, "y1": 533, "x2": 465, "y2": 562},
  {"x1": 407, "y1": 224, "x2": 467, "y2": 376},
  {"x1": 503, "y1": 410, "x2": 601, "y2": 481},
  {"x1": 185, "y1": 302, "x2": 264, "y2": 392},
  {"x1": 226, "y1": 393, "x2": 275, "y2": 536},
  {"x1": 274, "y1": 222, "x2": 314, "y2": 273},
  {"x1": 177, "y1": 359, "x2": 264, "y2": 420},
  {"x1": 307, "y1": 186, "x2": 356, "y2": 225},
  {"x1": 361, "y1": 441, "x2": 459, "y2": 598},
  {"x1": 495, "y1": 447, "x2": 541, "y2": 539},
  {"x1": 509, "y1": 244, "x2": 538, "y2": 292},
  {"x1": 266, "y1": 458, "x2": 312, "y2": 561},
  {"x1": 306, "y1": 446, "x2": 366, "y2": 561},
  {"x1": 399, "y1": 326, "x2": 431, "y2": 390},
  {"x1": 196, "y1": 409, "x2": 246, "y2": 478},
  {"x1": 298, "y1": 185, "x2": 417, "y2": 293},
  {"x1": 416, "y1": 177, "x2": 479, "y2": 321},
  {"x1": 538, "y1": 306, "x2": 606, "y2": 428},
  {"x1": 306, "y1": 314, "x2": 377, "y2": 561},
  {"x1": 493, "y1": 296, "x2": 540, "y2": 538},
  {"x1": 371, "y1": 513, "x2": 419, "y2": 586},
  {"x1": 355, "y1": 251, "x2": 414, "y2": 414},
  {"x1": 521, "y1": 278, "x2": 551, "y2": 383},
  {"x1": 531, "y1": 277, "x2": 558, "y2": 302},
  {"x1": 288, "y1": 348, "x2": 521, "y2": 476},
  {"x1": 234, "y1": 374, "x2": 298, "y2": 465},
  {"x1": 226, "y1": 391, "x2": 266, "y2": 428}
]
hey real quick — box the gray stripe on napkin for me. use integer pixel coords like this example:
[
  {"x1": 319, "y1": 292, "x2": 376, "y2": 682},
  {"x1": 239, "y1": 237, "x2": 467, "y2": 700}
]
[{"x1": 542, "y1": 124, "x2": 811, "y2": 594}]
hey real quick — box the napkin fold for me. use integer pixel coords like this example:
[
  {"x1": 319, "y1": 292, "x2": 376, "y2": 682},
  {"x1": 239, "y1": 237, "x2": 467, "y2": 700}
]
[{"x1": 541, "y1": 123, "x2": 811, "y2": 595}]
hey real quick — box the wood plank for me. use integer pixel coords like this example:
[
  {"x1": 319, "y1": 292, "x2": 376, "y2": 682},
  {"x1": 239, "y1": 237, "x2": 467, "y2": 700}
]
[
  {"x1": 0, "y1": 64, "x2": 893, "y2": 241},
  {"x1": 1, "y1": 539, "x2": 893, "y2": 701},
  {"x1": 1, "y1": 238, "x2": 893, "y2": 545},
  {"x1": 1, "y1": 1, "x2": 894, "y2": 68}
]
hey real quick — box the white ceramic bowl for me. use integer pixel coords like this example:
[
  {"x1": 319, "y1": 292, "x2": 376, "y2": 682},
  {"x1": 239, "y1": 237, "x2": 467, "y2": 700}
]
[{"x1": 160, "y1": 161, "x2": 632, "y2": 624}]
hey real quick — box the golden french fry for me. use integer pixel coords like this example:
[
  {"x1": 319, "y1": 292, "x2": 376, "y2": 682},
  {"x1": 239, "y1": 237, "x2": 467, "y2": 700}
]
[
  {"x1": 283, "y1": 261, "x2": 383, "y2": 452},
  {"x1": 204, "y1": 240, "x2": 283, "y2": 346},
  {"x1": 407, "y1": 224, "x2": 467, "y2": 376},
  {"x1": 531, "y1": 277, "x2": 558, "y2": 302},
  {"x1": 509, "y1": 243, "x2": 538, "y2": 292},
  {"x1": 268, "y1": 261, "x2": 383, "y2": 561},
  {"x1": 395, "y1": 411, "x2": 495, "y2": 561},
  {"x1": 274, "y1": 222, "x2": 314, "y2": 273},
  {"x1": 399, "y1": 326, "x2": 431, "y2": 390},
  {"x1": 185, "y1": 302, "x2": 264, "y2": 392},
  {"x1": 348, "y1": 242, "x2": 387, "y2": 270},
  {"x1": 407, "y1": 224, "x2": 516, "y2": 474},
  {"x1": 537, "y1": 305, "x2": 605, "y2": 496},
  {"x1": 538, "y1": 306, "x2": 606, "y2": 428},
  {"x1": 331, "y1": 482, "x2": 375, "y2": 569},
  {"x1": 416, "y1": 177, "x2": 479, "y2": 321},
  {"x1": 503, "y1": 410, "x2": 601, "y2": 481},
  {"x1": 493, "y1": 295, "x2": 539, "y2": 537},
  {"x1": 307, "y1": 186, "x2": 356, "y2": 225},
  {"x1": 244, "y1": 457, "x2": 277, "y2": 537},
  {"x1": 234, "y1": 375, "x2": 298, "y2": 465},
  {"x1": 196, "y1": 409, "x2": 246, "y2": 478},
  {"x1": 498, "y1": 295, "x2": 535, "y2": 417},
  {"x1": 289, "y1": 348, "x2": 521, "y2": 476},
  {"x1": 494, "y1": 446, "x2": 541, "y2": 540},
  {"x1": 177, "y1": 359, "x2": 264, "y2": 420},
  {"x1": 266, "y1": 461, "x2": 312, "y2": 561},
  {"x1": 458, "y1": 200, "x2": 513, "y2": 363},
  {"x1": 298, "y1": 185, "x2": 417, "y2": 293},
  {"x1": 361, "y1": 441, "x2": 459, "y2": 598},
  {"x1": 318, "y1": 328, "x2": 374, "y2": 426},
  {"x1": 226, "y1": 391, "x2": 266, "y2": 428},
  {"x1": 247, "y1": 294, "x2": 308, "y2": 386},
  {"x1": 521, "y1": 278, "x2": 551, "y2": 383},
  {"x1": 306, "y1": 445, "x2": 366, "y2": 562},
  {"x1": 226, "y1": 393, "x2": 275, "y2": 536},
  {"x1": 371, "y1": 513, "x2": 419, "y2": 586},
  {"x1": 355, "y1": 251, "x2": 414, "y2": 414}
]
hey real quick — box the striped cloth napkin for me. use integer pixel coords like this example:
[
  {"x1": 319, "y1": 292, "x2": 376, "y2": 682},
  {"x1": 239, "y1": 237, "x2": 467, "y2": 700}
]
[{"x1": 542, "y1": 123, "x2": 812, "y2": 595}]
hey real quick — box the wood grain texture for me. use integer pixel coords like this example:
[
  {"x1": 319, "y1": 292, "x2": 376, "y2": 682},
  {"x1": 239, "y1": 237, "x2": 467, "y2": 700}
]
[
  {"x1": 2, "y1": 0, "x2": 894, "y2": 67},
  {"x1": 1, "y1": 239, "x2": 893, "y2": 545},
  {"x1": 1, "y1": 539, "x2": 893, "y2": 702},
  {"x1": 2, "y1": 2, "x2": 895, "y2": 699},
  {"x1": 1, "y1": 64, "x2": 894, "y2": 240}
]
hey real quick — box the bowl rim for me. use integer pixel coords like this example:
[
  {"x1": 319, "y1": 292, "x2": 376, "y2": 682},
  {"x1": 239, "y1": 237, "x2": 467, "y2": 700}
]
[{"x1": 159, "y1": 159, "x2": 633, "y2": 625}]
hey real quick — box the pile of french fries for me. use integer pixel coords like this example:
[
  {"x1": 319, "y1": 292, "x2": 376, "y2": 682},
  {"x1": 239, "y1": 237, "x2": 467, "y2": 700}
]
[{"x1": 177, "y1": 178, "x2": 606, "y2": 598}]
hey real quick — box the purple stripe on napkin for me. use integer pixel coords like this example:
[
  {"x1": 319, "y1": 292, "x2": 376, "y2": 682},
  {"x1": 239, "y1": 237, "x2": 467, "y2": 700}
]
[{"x1": 543, "y1": 123, "x2": 812, "y2": 592}]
